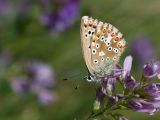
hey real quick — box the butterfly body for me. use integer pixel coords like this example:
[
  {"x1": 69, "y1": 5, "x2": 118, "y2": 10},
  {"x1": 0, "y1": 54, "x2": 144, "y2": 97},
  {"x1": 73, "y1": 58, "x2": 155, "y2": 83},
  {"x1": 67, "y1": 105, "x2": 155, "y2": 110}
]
[{"x1": 81, "y1": 16, "x2": 126, "y2": 82}]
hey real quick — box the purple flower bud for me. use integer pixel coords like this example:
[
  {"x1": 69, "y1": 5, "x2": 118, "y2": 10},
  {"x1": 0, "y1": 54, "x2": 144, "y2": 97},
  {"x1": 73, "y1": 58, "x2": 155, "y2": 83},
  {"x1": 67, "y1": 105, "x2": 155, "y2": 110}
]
[
  {"x1": 103, "y1": 77, "x2": 116, "y2": 95},
  {"x1": 113, "y1": 64, "x2": 122, "y2": 78},
  {"x1": 109, "y1": 94, "x2": 126, "y2": 104},
  {"x1": 11, "y1": 76, "x2": 30, "y2": 96},
  {"x1": 129, "y1": 100, "x2": 156, "y2": 115},
  {"x1": 124, "y1": 75, "x2": 136, "y2": 90},
  {"x1": 131, "y1": 36, "x2": 156, "y2": 65},
  {"x1": 119, "y1": 117, "x2": 128, "y2": 120},
  {"x1": 123, "y1": 56, "x2": 133, "y2": 78},
  {"x1": 145, "y1": 83, "x2": 160, "y2": 93},
  {"x1": 148, "y1": 100, "x2": 160, "y2": 111},
  {"x1": 96, "y1": 87, "x2": 106, "y2": 104},
  {"x1": 145, "y1": 83, "x2": 160, "y2": 100},
  {"x1": 143, "y1": 60, "x2": 160, "y2": 79}
]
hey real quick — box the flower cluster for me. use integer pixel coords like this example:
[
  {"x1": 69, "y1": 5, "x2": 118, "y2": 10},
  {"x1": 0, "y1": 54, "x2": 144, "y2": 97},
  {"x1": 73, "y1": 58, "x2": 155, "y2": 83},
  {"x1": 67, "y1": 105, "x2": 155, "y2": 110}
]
[
  {"x1": 90, "y1": 56, "x2": 160, "y2": 119},
  {"x1": 39, "y1": 0, "x2": 80, "y2": 34},
  {"x1": 11, "y1": 61, "x2": 56, "y2": 105},
  {"x1": 130, "y1": 35, "x2": 156, "y2": 65},
  {"x1": 0, "y1": 0, "x2": 80, "y2": 35}
]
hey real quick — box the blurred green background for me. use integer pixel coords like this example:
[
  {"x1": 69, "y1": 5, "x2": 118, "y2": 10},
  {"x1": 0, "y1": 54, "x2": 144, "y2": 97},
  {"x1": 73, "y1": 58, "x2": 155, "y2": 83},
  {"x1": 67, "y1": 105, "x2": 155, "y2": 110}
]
[{"x1": 0, "y1": 0, "x2": 160, "y2": 120}]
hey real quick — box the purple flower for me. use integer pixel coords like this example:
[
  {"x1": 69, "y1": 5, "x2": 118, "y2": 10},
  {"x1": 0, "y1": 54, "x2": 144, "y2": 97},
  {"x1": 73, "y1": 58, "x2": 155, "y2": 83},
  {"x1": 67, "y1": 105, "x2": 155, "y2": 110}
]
[
  {"x1": 103, "y1": 76, "x2": 116, "y2": 95},
  {"x1": 54, "y1": 0, "x2": 80, "y2": 32},
  {"x1": 148, "y1": 100, "x2": 160, "y2": 111},
  {"x1": 0, "y1": 0, "x2": 10, "y2": 15},
  {"x1": 122, "y1": 56, "x2": 136, "y2": 89},
  {"x1": 40, "y1": 0, "x2": 50, "y2": 7},
  {"x1": 109, "y1": 94, "x2": 126, "y2": 105},
  {"x1": 39, "y1": 12, "x2": 56, "y2": 28},
  {"x1": 129, "y1": 100, "x2": 156, "y2": 115},
  {"x1": 11, "y1": 76, "x2": 30, "y2": 96},
  {"x1": 143, "y1": 60, "x2": 160, "y2": 79},
  {"x1": 119, "y1": 117, "x2": 128, "y2": 120},
  {"x1": 39, "y1": 0, "x2": 80, "y2": 34},
  {"x1": 113, "y1": 64, "x2": 122, "y2": 78},
  {"x1": 144, "y1": 83, "x2": 160, "y2": 100},
  {"x1": 131, "y1": 35, "x2": 156, "y2": 65},
  {"x1": 123, "y1": 56, "x2": 133, "y2": 78},
  {"x1": 124, "y1": 75, "x2": 136, "y2": 90},
  {"x1": 26, "y1": 61, "x2": 55, "y2": 88},
  {"x1": 96, "y1": 87, "x2": 106, "y2": 104},
  {"x1": 11, "y1": 61, "x2": 56, "y2": 105},
  {"x1": 17, "y1": 0, "x2": 32, "y2": 16}
]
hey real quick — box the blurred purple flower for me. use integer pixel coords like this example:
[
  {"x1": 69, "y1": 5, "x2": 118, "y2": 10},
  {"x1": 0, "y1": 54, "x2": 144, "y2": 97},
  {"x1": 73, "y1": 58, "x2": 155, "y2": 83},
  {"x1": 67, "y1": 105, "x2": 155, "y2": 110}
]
[
  {"x1": 11, "y1": 76, "x2": 30, "y2": 96},
  {"x1": 17, "y1": 0, "x2": 32, "y2": 15},
  {"x1": 129, "y1": 100, "x2": 156, "y2": 115},
  {"x1": 119, "y1": 117, "x2": 128, "y2": 120},
  {"x1": 131, "y1": 36, "x2": 156, "y2": 65},
  {"x1": 143, "y1": 60, "x2": 160, "y2": 79},
  {"x1": 11, "y1": 61, "x2": 56, "y2": 105},
  {"x1": 26, "y1": 61, "x2": 56, "y2": 88},
  {"x1": 39, "y1": 0, "x2": 80, "y2": 34},
  {"x1": 41, "y1": 0, "x2": 50, "y2": 7},
  {"x1": 54, "y1": 0, "x2": 80, "y2": 32},
  {"x1": 40, "y1": 12, "x2": 56, "y2": 28},
  {"x1": 0, "y1": 0, "x2": 10, "y2": 15},
  {"x1": 38, "y1": 89, "x2": 56, "y2": 105}
]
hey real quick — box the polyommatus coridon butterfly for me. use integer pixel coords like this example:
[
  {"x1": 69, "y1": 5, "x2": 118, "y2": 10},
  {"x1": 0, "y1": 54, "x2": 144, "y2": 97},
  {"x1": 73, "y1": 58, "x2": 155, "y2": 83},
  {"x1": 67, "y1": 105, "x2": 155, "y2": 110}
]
[{"x1": 81, "y1": 16, "x2": 126, "y2": 82}]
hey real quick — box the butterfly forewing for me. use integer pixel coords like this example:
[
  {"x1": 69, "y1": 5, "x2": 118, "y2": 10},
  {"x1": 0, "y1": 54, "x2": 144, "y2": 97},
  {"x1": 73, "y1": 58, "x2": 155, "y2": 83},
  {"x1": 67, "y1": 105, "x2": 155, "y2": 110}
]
[{"x1": 81, "y1": 16, "x2": 126, "y2": 81}]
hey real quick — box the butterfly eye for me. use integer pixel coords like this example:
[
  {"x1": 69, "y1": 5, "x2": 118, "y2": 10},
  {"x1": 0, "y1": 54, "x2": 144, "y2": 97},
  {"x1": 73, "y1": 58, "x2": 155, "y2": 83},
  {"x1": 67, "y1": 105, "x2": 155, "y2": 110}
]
[
  {"x1": 108, "y1": 47, "x2": 112, "y2": 51},
  {"x1": 92, "y1": 49, "x2": 96, "y2": 54},
  {"x1": 94, "y1": 59, "x2": 98, "y2": 64}
]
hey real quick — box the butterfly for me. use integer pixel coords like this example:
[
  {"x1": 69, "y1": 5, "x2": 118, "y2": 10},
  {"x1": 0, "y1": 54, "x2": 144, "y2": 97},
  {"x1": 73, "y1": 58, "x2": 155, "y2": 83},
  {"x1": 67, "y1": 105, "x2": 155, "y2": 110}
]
[{"x1": 81, "y1": 16, "x2": 126, "y2": 82}]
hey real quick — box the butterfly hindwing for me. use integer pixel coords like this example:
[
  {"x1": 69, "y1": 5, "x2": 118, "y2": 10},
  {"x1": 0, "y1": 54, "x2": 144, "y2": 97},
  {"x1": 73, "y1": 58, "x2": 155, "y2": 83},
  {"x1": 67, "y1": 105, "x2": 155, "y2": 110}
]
[{"x1": 81, "y1": 16, "x2": 126, "y2": 81}]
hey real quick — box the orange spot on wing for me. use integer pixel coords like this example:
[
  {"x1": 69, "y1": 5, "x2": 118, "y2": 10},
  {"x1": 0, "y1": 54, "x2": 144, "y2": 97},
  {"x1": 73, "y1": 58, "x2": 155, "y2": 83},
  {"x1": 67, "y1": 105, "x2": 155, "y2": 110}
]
[
  {"x1": 111, "y1": 33, "x2": 115, "y2": 37},
  {"x1": 120, "y1": 45, "x2": 125, "y2": 48},
  {"x1": 102, "y1": 29, "x2": 106, "y2": 33},
  {"x1": 115, "y1": 37, "x2": 120, "y2": 41},
  {"x1": 96, "y1": 33, "x2": 100, "y2": 37},
  {"x1": 107, "y1": 30, "x2": 111, "y2": 33}
]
